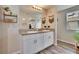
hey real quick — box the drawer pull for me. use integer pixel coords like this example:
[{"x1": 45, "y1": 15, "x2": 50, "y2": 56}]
[{"x1": 48, "y1": 36, "x2": 51, "y2": 39}]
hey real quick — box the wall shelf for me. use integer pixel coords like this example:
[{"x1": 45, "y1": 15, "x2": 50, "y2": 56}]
[
  {"x1": 3, "y1": 14, "x2": 17, "y2": 23},
  {"x1": 4, "y1": 14, "x2": 17, "y2": 17}
]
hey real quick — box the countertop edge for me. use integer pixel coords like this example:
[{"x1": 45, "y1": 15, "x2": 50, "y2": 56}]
[{"x1": 20, "y1": 30, "x2": 55, "y2": 36}]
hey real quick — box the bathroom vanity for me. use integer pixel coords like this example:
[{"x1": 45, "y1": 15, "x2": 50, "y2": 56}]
[{"x1": 20, "y1": 30, "x2": 54, "y2": 54}]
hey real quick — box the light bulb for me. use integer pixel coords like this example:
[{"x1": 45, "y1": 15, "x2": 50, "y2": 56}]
[
  {"x1": 22, "y1": 18, "x2": 26, "y2": 21},
  {"x1": 32, "y1": 5, "x2": 42, "y2": 11}
]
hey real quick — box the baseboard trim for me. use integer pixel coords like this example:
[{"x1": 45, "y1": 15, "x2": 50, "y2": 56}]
[
  {"x1": 10, "y1": 50, "x2": 21, "y2": 54},
  {"x1": 58, "y1": 39, "x2": 75, "y2": 46}
]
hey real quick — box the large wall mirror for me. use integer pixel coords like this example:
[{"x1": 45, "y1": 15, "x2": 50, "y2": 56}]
[
  {"x1": 29, "y1": 13, "x2": 42, "y2": 29},
  {"x1": 20, "y1": 5, "x2": 43, "y2": 30}
]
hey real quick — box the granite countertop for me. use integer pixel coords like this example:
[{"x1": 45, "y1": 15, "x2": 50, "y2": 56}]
[{"x1": 19, "y1": 29, "x2": 55, "y2": 35}]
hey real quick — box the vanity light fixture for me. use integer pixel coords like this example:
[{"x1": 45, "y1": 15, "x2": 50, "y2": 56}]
[{"x1": 32, "y1": 5, "x2": 42, "y2": 11}]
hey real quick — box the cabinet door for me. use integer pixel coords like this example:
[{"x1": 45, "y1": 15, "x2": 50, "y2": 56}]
[
  {"x1": 47, "y1": 32, "x2": 54, "y2": 45},
  {"x1": 22, "y1": 35, "x2": 37, "y2": 54},
  {"x1": 35, "y1": 33, "x2": 44, "y2": 52},
  {"x1": 44, "y1": 32, "x2": 49, "y2": 48},
  {"x1": 44, "y1": 32, "x2": 54, "y2": 48}
]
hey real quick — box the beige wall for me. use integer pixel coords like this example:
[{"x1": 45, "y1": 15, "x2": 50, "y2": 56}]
[
  {"x1": 0, "y1": 5, "x2": 21, "y2": 53},
  {"x1": 0, "y1": 6, "x2": 8, "y2": 53},
  {"x1": 57, "y1": 6, "x2": 79, "y2": 45},
  {"x1": 0, "y1": 7, "x2": 2, "y2": 53},
  {"x1": 0, "y1": 23, "x2": 3, "y2": 53}
]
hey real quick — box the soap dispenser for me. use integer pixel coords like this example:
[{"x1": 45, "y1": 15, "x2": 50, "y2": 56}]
[{"x1": 29, "y1": 24, "x2": 32, "y2": 29}]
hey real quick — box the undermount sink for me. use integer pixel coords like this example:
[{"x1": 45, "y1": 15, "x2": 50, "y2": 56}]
[
  {"x1": 42, "y1": 30, "x2": 50, "y2": 32},
  {"x1": 27, "y1": 31, "x2": 38, "y2": 33}
]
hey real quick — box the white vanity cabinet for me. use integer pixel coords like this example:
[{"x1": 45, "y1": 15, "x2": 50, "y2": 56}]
[
  {"x1": 22, "y1": 31, "x2": 54, "y2": 54},
  {"x1": 22, "y1": 33, "x2": 44, "y2": 54}
]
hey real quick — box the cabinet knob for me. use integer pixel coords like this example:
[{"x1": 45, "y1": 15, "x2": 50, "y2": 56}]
[{"x1": 34, "y1": 40, "x2": 37, "y2": 44}]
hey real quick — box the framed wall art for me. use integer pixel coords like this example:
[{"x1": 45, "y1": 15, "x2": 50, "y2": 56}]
[
  {"x1": 42, "y1": 17, "x2": 46, "y2": 24},
  {"x1": 49, "y1": 15, "x2": 54, "y2": 23},
  {"x1": 3, "y1": 14, "x2": 17, "y2": 23}
]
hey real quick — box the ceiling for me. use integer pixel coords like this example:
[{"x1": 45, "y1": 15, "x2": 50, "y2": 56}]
[
  {"x1": 20, "y1": 5, "x2": 55, "y2": 14},
  {"x1": 55, "y1": 5, "x2": 75, "y2": 11},
  {"x1": 19, "y1": 5, "x2": 75, "y2": 15}
]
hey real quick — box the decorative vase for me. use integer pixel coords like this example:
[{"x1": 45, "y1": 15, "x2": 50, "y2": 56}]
[{"x1": 3, "y1": 7, "x2": 12, "y2": 15}]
